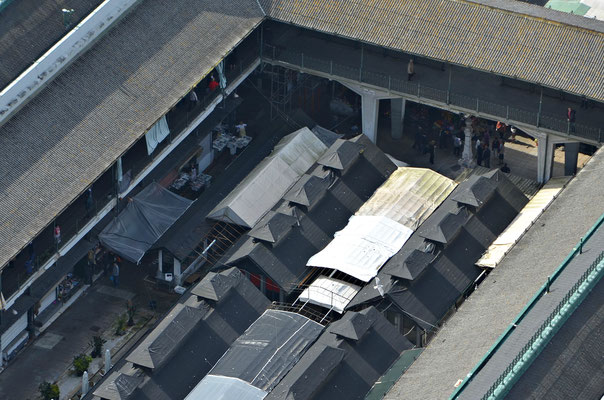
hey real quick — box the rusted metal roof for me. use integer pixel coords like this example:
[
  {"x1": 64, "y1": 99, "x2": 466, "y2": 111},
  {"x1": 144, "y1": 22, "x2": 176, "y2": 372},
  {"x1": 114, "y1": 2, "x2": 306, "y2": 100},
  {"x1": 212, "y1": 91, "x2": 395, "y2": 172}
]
[{"x1": 261, "y1": 0, "x2": 604, "y2": 101}]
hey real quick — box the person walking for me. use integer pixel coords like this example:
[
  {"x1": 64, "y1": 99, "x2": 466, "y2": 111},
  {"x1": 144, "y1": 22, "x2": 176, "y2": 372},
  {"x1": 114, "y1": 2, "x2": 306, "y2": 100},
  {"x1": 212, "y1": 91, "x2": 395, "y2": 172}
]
[
  {"x1": 453, "y1": 136, "x2": 462, "y2": 157},
  {"x1": 476, "y1": 142, "x2": 484, "y2": 166},
  {"x1": 567, "y1": 107, "x2": 576, "y2": 133},
  {"x1": 407, "y1": 59, "x2": 415, "y2": 81},
  {"x1": 498, "y1": 141, "x2": 505, "y2": 165},
  {"x1": 85, "y1": 188, "x2": 94, "y2": 219},
  {"x1": 54, "y1": 225, "x2": 61, "y2": 247},
  {"x1": 428, "y1": 140, "x2": 436, "y2": 164},
  {"x1": 483, "y1": 144, "x2": 491, "y2": 168},
  {"x1": 111, "y1": 261, "x2": 120, "y2": 288}
]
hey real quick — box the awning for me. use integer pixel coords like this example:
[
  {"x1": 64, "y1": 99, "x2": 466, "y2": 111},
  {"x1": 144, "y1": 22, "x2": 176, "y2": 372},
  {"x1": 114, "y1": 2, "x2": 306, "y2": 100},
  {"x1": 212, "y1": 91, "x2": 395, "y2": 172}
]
[
  {"x1": 99, "y1": 182, "x2": 193, "y2": 263},
  {"x1": 307, "y1": 216, "x2": 413, "y2": 282},
  {"x1": 297, "y1": 276, "x2": 360, "y2": 313}
]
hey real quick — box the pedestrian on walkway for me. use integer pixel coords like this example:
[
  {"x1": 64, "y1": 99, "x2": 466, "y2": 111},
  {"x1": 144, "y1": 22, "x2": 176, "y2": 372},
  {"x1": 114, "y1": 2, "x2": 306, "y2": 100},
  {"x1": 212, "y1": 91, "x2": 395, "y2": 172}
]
[
  {"x1": 476, "y1": 143, "x2": 484, "y2": 166},
  {"x1": 567, "y1": 107, "x2": 576, "y2": 133},
  {"x1": 188, "y1": 88, "x2": 199, "y2": 111},
  {"x1": 85, "y1": 188, "x2": 93, "y2": 219},
  {"x1": 407, "y1": 59, "x2": 415, "y2": 81},
  {"x1": 208, "y1": 75, "x2": 219, "y2": 92},
  {"x1": 428, "y1": 140, "x2": 436, "y2": 164},
  {"x1": 498, "y1": 141, "x2": 505, "y2": 165},
  {"x1": 453, "y1": 136, "x2": 462, "y2": 157},
  {"x1": 492, "y1": 138, "x2": 500, "y2": 157},
  {"x1": 483, "y1": 144, "x2": 491, "y2": 168},
  {"x1": 111, "y1": 261, "x2": 120, "y2": 288},
  {"x1": 54, "y1": 225, "x2": 61, "y2": 247}
]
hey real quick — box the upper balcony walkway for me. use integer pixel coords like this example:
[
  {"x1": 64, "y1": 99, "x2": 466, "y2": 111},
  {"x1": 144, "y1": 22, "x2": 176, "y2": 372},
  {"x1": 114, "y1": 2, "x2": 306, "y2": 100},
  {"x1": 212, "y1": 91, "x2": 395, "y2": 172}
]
[{"x1": 263, "y1": 31, "x2": 604, "y2": 145}]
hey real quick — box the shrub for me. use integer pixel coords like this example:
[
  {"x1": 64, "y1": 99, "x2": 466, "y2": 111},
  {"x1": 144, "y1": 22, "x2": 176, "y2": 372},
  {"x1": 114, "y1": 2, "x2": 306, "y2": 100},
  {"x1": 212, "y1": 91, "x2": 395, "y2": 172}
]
[
  {"x1": 39, "y1": 381, "x2": 60, "y2": 400},
  {"x1": 73, "y1": 353, "x2": 92, "y2": 376},
  {"x1": 115, "y1": 313, "x2": 128, "y2": 336},
  {"x1": 90, "y1": 335, "x2": 106, "y2": 358}
]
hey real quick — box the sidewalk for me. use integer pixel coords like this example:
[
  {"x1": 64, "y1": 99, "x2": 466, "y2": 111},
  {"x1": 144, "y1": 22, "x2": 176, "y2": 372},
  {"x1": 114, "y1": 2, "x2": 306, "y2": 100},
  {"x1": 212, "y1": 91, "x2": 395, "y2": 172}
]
[{"x1": 0, "y1": 263, "x2": 177, "y2": 400}]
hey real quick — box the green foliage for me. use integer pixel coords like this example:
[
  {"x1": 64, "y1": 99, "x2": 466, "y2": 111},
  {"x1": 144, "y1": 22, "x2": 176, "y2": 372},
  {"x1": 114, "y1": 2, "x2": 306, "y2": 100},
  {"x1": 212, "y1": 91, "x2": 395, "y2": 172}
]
[
  {"x1": 89, "y1": 335, "x2": 106, "y2": 358},
  {"x1": 38, "y1": 381, "x2": 60, "y2": 400},
  {"x1": 72, "y1": 353, "x2": 92, "y2": 376},
  {"x1": 114, "y1": 313, "x2": 128, "y2": 336}
]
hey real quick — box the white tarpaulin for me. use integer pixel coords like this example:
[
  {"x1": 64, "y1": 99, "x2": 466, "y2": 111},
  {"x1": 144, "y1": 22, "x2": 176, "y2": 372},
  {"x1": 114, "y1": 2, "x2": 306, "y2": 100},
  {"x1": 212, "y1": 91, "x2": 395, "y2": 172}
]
[
  {"x1": 145, "y1": 116, "x2": 170, "y2": 155},
  {"x1": 207, "y1": 127, "x2": 328, "y2": 228},
  {"x1": 298, "y1": 276, "x2": 360, "y2": 313},
  {"x1": 307, "y1": 216, "x2": 413, "y2": 282}
]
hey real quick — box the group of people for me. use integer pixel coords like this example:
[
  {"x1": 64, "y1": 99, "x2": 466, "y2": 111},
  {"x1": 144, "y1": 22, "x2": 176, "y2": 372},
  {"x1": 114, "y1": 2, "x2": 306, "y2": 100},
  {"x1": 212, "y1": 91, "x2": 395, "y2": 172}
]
[{"x1": 475, "y1": 133, "x2": 505, "y2": 168}]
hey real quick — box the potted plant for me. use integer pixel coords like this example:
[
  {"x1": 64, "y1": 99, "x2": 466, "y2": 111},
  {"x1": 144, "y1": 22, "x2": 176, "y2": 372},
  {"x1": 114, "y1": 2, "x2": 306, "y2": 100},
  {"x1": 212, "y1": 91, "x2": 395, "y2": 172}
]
[
  {"x1": 38, "y1": 381, "x2": 60, "y2": 400},
  {"x1": 90, "y1": 335, "x2": 106, "y2": 358},
  {"x1": 72, "y1": 353, "x2": 92, "y2": 376}
]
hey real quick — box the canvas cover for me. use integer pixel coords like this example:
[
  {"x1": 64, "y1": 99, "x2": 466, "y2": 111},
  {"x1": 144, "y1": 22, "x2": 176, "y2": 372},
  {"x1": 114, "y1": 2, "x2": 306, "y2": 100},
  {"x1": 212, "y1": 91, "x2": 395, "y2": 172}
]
[
  {"x1": 207, "y1": 127, "x2": 327, "y2": 228},
  {"x1": 99, "y1": 182, "x2": 193, "y2": 263},
  {"x1": 145, "y1": 116, "x2": 171, "y2": 155}
]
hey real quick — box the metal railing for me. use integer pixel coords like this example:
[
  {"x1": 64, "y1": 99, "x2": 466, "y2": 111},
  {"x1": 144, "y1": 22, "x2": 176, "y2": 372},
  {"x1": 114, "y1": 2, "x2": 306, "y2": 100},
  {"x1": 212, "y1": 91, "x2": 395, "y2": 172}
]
[
  {"x1": 450, "y1": 212, "x2": 604, "y2": 399},
  {"x1": 262, "y1": 44, "x2": 602, "y2": 143},
  {"x1": 482, "y1": 249, "x2": 604, "y2": 399}
]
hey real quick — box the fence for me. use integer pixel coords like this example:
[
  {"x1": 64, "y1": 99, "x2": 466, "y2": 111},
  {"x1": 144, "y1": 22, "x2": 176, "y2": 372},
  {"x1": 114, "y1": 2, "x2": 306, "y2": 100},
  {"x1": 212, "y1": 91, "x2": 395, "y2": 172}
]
[
  {"x1": 262, "y1": 44, "x2": 602, "y2": 143},
  {"x1": 451, "y1": 211, "x2": 604, "y2": 399},
  {"x1": 482, "y1": 249, "x2": 604, "y2": 399}
]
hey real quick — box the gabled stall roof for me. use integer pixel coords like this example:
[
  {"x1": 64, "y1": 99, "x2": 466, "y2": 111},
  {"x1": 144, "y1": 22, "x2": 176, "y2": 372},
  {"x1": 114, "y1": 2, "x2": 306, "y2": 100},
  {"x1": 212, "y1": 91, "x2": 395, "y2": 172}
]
[
  {"x1": 248, "y1": 211, "x2": 298, "y2": 244},
  {"x1": 125, "y1": 267, "x2": 269, "y2": 388},
  {"x1": 356, "y1": 167, "x2": 457, "y2": 230},
  {"x1": 207, "y1": 127, "x2": 328, "y2": 228},
  {"x1": 266, "y1": 307, "x2": 413, "y2": 400},
  {"x1": 316, "y1": 139, "x2": 363, "y2": 170},
  {"x1": 283, "y1": 174, "x2": 332, "y2": 208},
  {"x1": 220, "y1": 135, "x2": 397, "y2": 293},
  {"x1": 347, "y1": 171, "x2": 529, "y2": 329},
  {"x1": 188, "y1": 309, "x2": 324, "y2": 398}
]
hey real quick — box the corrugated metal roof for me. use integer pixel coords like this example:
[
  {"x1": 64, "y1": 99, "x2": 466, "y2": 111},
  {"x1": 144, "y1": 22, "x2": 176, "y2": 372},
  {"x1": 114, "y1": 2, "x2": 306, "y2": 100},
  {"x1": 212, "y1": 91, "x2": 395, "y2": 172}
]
[
  {"x1": 261, "y1": 0, "x2": 604, "y2": 101},
  {"x1": 356, "y1": 167, "x2": 457, "y2": 230}
]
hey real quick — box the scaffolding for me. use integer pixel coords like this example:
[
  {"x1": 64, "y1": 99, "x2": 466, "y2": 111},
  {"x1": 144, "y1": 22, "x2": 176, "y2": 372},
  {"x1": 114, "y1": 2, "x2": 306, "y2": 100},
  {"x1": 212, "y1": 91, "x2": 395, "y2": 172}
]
[{"x1": 267, "y1": 64, "x2": 322, "y2": 121}]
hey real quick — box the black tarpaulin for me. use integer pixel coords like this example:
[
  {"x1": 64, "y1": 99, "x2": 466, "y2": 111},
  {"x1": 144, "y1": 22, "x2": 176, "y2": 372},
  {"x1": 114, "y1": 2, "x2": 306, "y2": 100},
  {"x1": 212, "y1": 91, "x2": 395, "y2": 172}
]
[{"x1": 99, "y1": 182, "x2": 193, "y2": 263}]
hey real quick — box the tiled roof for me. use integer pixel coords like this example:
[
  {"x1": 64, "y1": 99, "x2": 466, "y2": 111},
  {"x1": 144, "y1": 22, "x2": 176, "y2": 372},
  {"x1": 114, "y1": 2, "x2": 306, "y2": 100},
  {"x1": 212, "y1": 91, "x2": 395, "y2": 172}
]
[
  {"x1": 0, "y1": 0, "x2": 263, "y2": 269},
  {"x1": 261, "y1": 0, "x2": 604, "y2": 101}
]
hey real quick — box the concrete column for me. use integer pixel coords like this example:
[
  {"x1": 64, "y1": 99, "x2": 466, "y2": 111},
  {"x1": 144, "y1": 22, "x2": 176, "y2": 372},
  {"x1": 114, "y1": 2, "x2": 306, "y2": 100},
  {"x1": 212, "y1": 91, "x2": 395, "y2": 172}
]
[
  {"x1": 174, "y1": 259, "x2": 182, "y2": 285},
  {"x1": 156, "y1": 249, "x2": 163, "y2": 279},
  {"x1": 361, "y1": 93, "x2": 380, "y2": 143},
  {"x1": 390, "y1": 98, "x2": 406, "y2": 139},
  {"x1": 537, "y1": 133, "x2": 554, "y2": 184},
  {"x1": 459, "y1": 117, "x2": 475, "y2": 168},
  {"x1": 564, "y1": 142, "x2": 580, "y2": 176}
]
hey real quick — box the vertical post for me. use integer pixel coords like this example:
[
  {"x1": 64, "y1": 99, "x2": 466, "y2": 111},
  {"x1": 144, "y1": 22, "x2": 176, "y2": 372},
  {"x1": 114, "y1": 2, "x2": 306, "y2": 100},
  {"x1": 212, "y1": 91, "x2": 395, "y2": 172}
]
[
  {"x1": 330, "y1": 60, "x2": 333, "y2": 75},
  {"x1": 259, "y1": 24, "x2": 263, "y2": 60},
  {"x1": 545, "y1": 276, "x2": 551, "y2": 293},
  {"x1": 82, "y1": 371, "x2": 89, "y2": 395},
  {"x1": 104, "y1": 349, "x2": 111, "y2": 372},
  {"x1": 157, "y1": 249, "x2": 163, "y2": 279},
  {"x1": 537, "y1": 86, "x2": 543, "y2": 127},
  {"x1": 417, "y1": 83, "x2": 420, "y2": 97},
  {"x1": 579, "y1": 237, "x2": 584, "y2": 254},
  {"x1": 359, "y1": 45, "x2": 364, "y2": 82},
  {"x1": 388, "y1": 76, "x2": 391, "y2": 92},
  {"x1": 301, "y1": 53, "x2": 304, "y2": 69},
  {"x1": 447, "y1": 64, "x2": 452, "y2": 105},
  {"x1": 506, "y1": 106, "x2": 509, "y2": 120},
  {"x1": 476, "y1": 98, "x2": 479, "y2": 112}
]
